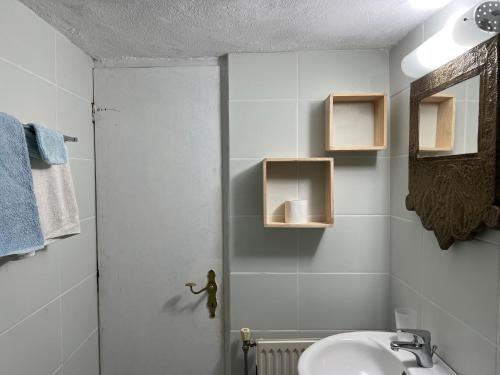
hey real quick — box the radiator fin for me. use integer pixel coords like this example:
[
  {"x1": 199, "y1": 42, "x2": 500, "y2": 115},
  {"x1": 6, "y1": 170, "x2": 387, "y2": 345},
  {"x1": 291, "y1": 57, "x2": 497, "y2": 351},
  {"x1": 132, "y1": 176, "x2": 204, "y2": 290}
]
[{"x1": 256, "y1": 339, "x2": 317, "y2": 375}]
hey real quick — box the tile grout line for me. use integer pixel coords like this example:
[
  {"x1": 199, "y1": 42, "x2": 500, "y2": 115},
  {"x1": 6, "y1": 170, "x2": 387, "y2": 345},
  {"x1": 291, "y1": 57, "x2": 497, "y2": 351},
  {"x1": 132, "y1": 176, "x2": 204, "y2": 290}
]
[
  {"x1": 391, "y1": 275, "x2": 498, "y2": 348},
  {"x1": 0, "y1": 272, "x2": 97, "y2": 338},
  {"x1": 62, "y1": 327, "x2": 98, "y2": 366},
  {"x1": 231, "y1": 272, "x2": 390, "y2": 276},
  {"x1": 230, "y1": 214, "x2": 392, "y2": 219},
  {"x1": 56, "y1": 61, "x2": 65, "y2": 363},
  {"x1": 54, "y1": 47, "x2": 65, "y2": 362},
  {"x1": 229, "y1": 329, "x2": 348, "y2": 332},
  {"x1": 0, "y1": 57, "x2": 90, "y2": 104},
  {"x1": 296, "y1": 218, "x2": 300, "y2": 331},
  {"x1": 71, "y1": 157, "x2": 96, "y2": 161},
  {"x1": 296, "y1": 52, "x2": 299, "y2": 159},
  {"x1": 229, "y1": 155, "x2": 393, "y2": 161},
  {"x1": 49, "y1": 364, "x2": 63, "y2": 375},
  {"x1": 390, "y1": 87, "x2": 410, "y2": 99}
]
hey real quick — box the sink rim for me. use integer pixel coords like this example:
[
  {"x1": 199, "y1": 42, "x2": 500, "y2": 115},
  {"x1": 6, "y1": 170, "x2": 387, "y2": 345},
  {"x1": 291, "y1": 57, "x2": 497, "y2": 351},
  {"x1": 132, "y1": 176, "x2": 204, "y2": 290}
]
[{"x1": 298, "y1": 331, "x2": 456, "y2": 375}]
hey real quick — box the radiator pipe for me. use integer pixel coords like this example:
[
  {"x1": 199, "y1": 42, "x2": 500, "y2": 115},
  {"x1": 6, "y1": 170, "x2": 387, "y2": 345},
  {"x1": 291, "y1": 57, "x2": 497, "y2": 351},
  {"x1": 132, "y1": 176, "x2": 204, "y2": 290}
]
[{"x1": 241, "y1": 328, "x2": 256, "y2": 375}]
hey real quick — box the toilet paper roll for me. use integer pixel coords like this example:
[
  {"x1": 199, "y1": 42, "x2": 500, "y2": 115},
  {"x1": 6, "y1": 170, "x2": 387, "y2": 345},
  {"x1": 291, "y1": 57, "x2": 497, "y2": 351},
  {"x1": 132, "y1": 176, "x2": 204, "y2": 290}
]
[{"x1": 285, "y1": 200, "x2": 308, "y2": 224}]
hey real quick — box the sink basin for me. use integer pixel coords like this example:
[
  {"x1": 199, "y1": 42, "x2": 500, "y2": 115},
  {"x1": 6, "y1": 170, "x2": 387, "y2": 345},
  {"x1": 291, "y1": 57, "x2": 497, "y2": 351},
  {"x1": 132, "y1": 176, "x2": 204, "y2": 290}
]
[{"x1": 298, "y1": 331, "x2": 456, "y2": 375}]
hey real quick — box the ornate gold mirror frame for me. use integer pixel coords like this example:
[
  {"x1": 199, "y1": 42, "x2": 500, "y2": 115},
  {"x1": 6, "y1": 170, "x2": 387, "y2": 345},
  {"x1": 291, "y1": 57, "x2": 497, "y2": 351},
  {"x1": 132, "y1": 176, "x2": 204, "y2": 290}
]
[{"x1": 406, "y1": 35, "x2": 500, "y2": 250}]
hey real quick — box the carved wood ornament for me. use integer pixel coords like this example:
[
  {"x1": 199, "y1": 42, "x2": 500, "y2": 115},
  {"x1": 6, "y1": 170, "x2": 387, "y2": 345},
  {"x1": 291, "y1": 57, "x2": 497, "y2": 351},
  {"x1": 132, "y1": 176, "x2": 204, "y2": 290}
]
[{"x1": 406, "y1": 35, "x2": 500, "y2": 250}]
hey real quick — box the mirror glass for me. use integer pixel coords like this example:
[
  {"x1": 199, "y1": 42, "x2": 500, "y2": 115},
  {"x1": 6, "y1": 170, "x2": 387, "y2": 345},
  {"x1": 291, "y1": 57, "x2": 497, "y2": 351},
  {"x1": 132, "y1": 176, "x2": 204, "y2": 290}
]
[{"x1": 418, "y1": 75, "x2": 480, "y2": 157}]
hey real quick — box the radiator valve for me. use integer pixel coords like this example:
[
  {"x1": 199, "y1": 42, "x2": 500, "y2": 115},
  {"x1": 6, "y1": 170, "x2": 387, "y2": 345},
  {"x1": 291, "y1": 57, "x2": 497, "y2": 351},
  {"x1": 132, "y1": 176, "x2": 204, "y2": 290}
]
[{"x1": 241, "y1": 328, "x2": 256, "y2": 375}]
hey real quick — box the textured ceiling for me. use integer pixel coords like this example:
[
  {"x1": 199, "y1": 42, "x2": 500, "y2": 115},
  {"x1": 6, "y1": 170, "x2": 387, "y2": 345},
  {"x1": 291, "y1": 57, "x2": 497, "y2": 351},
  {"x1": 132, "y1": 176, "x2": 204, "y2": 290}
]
[{"x1": 19, "y1": 0, "x2": 451, "y2": 60}]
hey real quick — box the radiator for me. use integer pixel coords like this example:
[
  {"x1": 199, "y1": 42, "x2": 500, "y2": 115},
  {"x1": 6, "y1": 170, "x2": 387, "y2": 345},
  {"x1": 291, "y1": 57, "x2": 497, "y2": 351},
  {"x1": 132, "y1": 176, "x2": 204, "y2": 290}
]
[{"x1": 255, "y1": 339, "x2": 318, "y2": 375}]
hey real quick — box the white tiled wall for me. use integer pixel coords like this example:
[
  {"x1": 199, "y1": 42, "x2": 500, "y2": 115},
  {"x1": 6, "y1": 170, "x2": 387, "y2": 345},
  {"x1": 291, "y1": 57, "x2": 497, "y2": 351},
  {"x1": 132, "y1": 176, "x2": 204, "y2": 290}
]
[
  {"x1": 389, "y1": 1, "x2": 500, "y2": 374},
  {"x1": 0, "y1": 1, "x2": 98, "y2": 375},
  {"x1": 227, "y1": 50, "x2": 390, "y2": 374}
]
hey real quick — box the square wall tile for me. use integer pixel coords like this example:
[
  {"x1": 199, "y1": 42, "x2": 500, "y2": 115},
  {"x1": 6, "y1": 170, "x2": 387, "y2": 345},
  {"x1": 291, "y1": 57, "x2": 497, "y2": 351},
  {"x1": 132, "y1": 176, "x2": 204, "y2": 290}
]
[
  {"x1": 299, "y1": 215, "x2": 389, "y2": 273},
  {"x1": 390, "y1": 217, "x2": 422, "y2": 290},
  {"x1": 390, "y1": 88, "x2": 410, "y2": 157},
  {"x1": 229, "y1": 216, "x2": 298, "y2": 273},
  {"x1": 0, "y1": 59, "x2": 56, "y2": 126},
  {"x1": 229, "y1": 159, "x2": 263, "y2": 217},
  {"x1": 62, "y1": 276, "x2": 98, "y2": 359},
  {"x1": 0, "y1": 248, "x2": 59, "y2": 333},
  {"x1": 298, "y1": 50, "x2": 389, "y2": 99},
  {"x1": 70, "y1": 159, "x2": 96, "y2": 220},
  {"x1": 297, "y1": 330, "x2": 347, "y2": 339},
  {"x1": 228, "y1": 52, "x2": 297, "y2": 99},
  {"x1": 0, "y1": 0, "x2": 55, "y2": 81},
  {"x1": 57, "y1": 218, "x2": 97, "y2": 291},
  {"x1": 421, "y1": 233, "x2": 499, "y2": 343},
  {"x1": 56, "y1": 33, "x2": 93, "y2": 101},
  {"x1": 464, "y1": 100, "x2": 479, "y2": 153},
  {"x1": 466, "y1": 75, "x2": 480, "y2": 101},
  {"x1": 0, "y1": 300, "x2": 61, "y2": 375},
  {"x1": 63, "y1": 330, "x2": 99, "y2": 375},
  {"x1": 390, "y1": 156, "x2": 419, "y2": 221},
  {"x1": 422, "y1": 300, "x2": 496, "y2": 375},
  {"x1": 298, "y1": 100, "x2": 327, "y2": 157},
  {"x1": 229, "y1": 101, "x2": 297, "y2": 158},
  {"x1": 299, "y1": 274, "x2": 389, "y2": 330},
  {"x1": 334, "y1": 157, "x2": 390, "y2": 215},
  {"x1": 475, "y1": 228, "x2": 500, "y2": 245},
  {"x1": 230, "y1": 274, "x2": 298, "y2": 330},
  {"x1": 389, "y1": 276, "x2": 422, "y2": 331},
  {"x1": 58, "y1": 88, "x2": 94, "y2": 160}
]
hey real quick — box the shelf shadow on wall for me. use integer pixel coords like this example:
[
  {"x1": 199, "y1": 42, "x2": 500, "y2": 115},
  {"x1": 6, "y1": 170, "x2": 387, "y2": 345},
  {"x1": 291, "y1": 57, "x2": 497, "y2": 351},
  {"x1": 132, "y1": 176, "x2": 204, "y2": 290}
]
[
  {"x1": 332, "y1": 153, "x2": 379, "y2": 166},
  {"x1": 298, "y1": 228, "x2": 326, "y2": 258}
]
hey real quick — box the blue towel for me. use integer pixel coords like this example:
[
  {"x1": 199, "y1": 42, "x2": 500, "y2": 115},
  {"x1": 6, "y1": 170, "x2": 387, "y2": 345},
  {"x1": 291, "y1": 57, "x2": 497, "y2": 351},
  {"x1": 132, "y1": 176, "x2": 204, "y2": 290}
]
[
  {"x1": 25, "y1": 123, "x2": 68, "y2": 165},
  {"x1": 0, "y1": 113, "x2": 44, "y2": 256}
]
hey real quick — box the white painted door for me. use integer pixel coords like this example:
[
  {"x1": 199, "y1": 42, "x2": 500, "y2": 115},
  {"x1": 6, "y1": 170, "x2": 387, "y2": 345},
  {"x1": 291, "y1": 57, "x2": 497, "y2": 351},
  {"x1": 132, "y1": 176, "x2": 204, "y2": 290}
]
[{"x1": 94, "y1": 66, "x2": 223, "y2": 375}]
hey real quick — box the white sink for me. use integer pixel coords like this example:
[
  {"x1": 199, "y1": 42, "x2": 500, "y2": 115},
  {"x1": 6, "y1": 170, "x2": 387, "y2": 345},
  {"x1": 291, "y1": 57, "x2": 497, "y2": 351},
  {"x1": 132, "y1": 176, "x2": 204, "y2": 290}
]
[{"x1": 298, "y1": 331, "x2": 456, "y2": 375}]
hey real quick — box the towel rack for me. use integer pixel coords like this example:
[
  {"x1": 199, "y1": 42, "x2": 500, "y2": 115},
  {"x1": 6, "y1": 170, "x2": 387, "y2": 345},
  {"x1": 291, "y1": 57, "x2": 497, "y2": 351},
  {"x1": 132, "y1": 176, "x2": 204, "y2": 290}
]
[{"x1": 23, "y1": 124, "x2": 78, "y2": 143}]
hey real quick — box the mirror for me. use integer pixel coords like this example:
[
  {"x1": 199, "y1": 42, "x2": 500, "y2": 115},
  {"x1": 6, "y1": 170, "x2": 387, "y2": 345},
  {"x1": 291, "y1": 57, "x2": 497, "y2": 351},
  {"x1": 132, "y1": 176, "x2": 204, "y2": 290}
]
[
  {"x1": 407, "y1": 35, "x2": 500, "y2": 250},
  {"x1": 418, "y1": 76, "x2": 480, "y2": 157}
]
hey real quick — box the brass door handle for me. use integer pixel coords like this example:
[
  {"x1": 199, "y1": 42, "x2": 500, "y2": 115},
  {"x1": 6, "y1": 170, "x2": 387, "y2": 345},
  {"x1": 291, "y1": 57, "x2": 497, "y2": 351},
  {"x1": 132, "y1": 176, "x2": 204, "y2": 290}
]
[{"x1": 185, "y1": 270, "x2": 218, "y2": 318}]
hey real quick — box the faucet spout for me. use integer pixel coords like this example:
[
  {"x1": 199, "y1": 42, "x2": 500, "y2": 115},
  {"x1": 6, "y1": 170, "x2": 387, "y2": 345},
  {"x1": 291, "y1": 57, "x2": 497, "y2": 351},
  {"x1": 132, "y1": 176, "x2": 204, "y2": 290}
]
[{"x1": 390, "y1": 329, "x2": 436, "y2": 368}]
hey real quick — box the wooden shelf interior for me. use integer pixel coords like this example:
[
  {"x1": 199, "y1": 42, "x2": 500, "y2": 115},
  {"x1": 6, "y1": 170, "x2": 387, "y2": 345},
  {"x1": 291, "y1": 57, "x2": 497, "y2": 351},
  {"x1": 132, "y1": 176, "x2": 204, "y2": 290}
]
[
  {"x1": 325, "y1": 93, "x2": 387, "y2": 151},
  {"x1": 419, "y1": 94, "x2": 456, "y2": 152},
  {"x1": 262, "y1": 158, "x2": 334, "y2": 228}
]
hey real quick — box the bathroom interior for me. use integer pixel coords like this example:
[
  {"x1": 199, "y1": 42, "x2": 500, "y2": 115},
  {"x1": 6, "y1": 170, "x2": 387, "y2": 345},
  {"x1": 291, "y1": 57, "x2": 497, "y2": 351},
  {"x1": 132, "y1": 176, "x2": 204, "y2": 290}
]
[{"x1": 1, "y1": 0, "x2": 500, "y2": 374}]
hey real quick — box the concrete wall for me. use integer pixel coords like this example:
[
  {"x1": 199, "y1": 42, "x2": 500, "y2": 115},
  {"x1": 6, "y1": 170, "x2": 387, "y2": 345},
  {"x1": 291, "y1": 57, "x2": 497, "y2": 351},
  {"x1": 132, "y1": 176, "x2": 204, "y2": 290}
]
[
  {"x1": 389, "y1": 1, "x2": 500, "y2": 374},
  {"x1": 227, "y1": 50, "x2": 391, "y2": 374},
  {"x1": 0, "y1": 1, "x2": 98, "y2": 374}
]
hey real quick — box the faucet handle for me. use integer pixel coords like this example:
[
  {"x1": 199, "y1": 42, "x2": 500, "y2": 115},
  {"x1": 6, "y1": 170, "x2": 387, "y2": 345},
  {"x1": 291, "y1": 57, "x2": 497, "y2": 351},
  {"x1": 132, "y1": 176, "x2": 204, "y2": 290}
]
[{"x1": 399, "y1": 329, "x2": 431, "y2": 344}]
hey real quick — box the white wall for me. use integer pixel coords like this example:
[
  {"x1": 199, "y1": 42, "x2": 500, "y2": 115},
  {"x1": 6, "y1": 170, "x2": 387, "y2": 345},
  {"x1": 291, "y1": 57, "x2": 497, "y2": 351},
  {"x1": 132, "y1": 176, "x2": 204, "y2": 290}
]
[
  {"x1": 227, "y1": 50, "x2": 390, "y2": 374},
  {"x1": 0, "y1": 1, "x2": 98, "y2": 375},
  {"x1": 389, "y1": 1, "x2": 500, "y2": 374}
]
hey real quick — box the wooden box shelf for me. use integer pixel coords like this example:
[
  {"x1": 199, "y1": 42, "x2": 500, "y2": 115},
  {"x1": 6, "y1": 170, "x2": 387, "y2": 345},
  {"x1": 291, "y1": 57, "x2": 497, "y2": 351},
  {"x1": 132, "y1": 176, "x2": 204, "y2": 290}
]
[
  {"x1": 325, "y1": 93, "x2": 387, "y2": 151},
  {"x1": 262, "y1": 158, "x2": 334, "y2": 228},
  {"x1": 418, "y1": 94, "x2": 456, "y2": 152}
]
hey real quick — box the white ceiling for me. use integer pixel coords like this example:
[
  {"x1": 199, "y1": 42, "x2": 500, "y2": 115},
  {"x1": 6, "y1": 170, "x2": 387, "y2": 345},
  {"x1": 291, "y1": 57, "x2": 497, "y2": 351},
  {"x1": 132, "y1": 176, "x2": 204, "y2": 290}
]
[{"x1": 19, "y1": 0, "x2": 452, "y2": 60}]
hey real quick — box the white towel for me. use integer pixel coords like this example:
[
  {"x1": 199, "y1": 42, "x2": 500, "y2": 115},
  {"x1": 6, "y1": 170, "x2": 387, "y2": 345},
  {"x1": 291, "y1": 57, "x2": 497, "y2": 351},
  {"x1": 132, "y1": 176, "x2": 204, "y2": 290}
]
[{"x1": 30, "y1": 155, "x2": 80, "y2": 245}]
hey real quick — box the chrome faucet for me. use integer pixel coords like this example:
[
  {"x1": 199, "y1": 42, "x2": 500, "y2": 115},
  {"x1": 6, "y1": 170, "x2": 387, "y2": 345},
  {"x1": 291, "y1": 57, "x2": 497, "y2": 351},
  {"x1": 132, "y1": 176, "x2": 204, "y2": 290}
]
[{"x1": 390, "y1": 329, "x2": 437, "y2": 368}]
